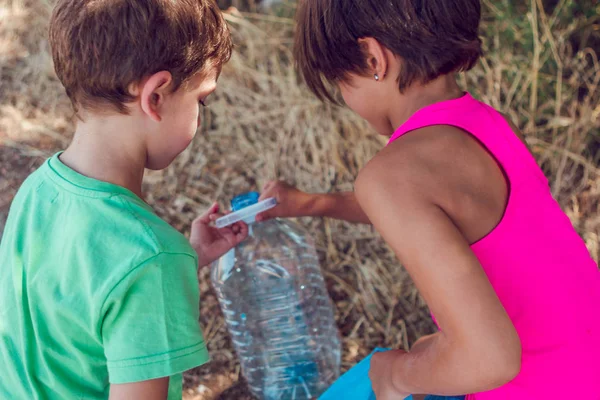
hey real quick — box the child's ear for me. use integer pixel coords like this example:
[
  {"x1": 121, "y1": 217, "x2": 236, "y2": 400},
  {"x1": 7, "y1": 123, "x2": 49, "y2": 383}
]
[
  {"x1": 358, "y1": 37, "x2": 389, "y2": 81},
  {"x1": 140, "y1": 71, "x2": 173, "y2": 122}
]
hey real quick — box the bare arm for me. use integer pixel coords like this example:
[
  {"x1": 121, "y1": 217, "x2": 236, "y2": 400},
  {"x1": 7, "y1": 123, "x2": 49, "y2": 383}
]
[
  {"x1": 301, "y1": 190, "x2": 370, "y2": 224},
  {"x1": 257, "y1": 181, "x2": 370, "y2": 224},
  {"x1": 109, "y1": 377, "x2": 169, "y2": 400},
  {"x1": 356, "y1": 146, "x2": 521, "y2": 397}
]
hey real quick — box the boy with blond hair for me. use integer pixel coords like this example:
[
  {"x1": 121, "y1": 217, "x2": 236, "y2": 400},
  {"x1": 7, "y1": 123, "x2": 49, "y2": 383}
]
[{"x1": 0, "y1": 1, "x2": 247, "y2": 398}]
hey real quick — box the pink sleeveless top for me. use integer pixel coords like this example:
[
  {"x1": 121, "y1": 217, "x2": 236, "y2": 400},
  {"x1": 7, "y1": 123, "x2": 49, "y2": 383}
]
[{"x1": 388, "y1": 93, "x2": 600, "y2": 399}]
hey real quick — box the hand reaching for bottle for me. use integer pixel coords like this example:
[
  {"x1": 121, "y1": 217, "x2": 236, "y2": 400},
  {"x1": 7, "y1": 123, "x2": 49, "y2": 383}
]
[
  {"x1": 256, "y1": 181, "x2": 313, "y2": 222},
  {"x1": 190, "y1": 203, "x2": 248, "y2": 267}
]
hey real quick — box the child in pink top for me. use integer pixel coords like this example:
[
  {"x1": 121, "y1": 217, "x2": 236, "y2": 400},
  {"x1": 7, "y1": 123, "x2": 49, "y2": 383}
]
[{"x1": 257, "y1": 0, "x2": 600, "y2": 399}]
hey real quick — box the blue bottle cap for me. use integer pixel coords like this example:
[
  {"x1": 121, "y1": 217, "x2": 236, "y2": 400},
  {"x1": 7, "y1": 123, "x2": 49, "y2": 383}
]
[{"x1": 231, "y1": 192, "x2": 261, "y2": 211}]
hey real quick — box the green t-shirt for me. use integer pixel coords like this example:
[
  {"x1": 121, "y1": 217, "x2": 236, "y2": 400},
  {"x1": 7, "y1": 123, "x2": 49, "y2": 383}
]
[{"x1": 0, "y1": 153, "x2": 209, "y2": 399}]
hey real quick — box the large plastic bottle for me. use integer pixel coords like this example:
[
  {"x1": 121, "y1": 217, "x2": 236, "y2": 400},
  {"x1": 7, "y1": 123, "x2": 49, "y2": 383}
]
[{"x1": 212, "y1": 192, "x2": 341, "y2": 400}]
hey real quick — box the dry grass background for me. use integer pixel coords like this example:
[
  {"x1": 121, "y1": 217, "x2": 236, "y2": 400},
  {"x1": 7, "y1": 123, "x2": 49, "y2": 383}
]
[{"x1": 0, "y1": 0, "x2": 599, "y2": 399}]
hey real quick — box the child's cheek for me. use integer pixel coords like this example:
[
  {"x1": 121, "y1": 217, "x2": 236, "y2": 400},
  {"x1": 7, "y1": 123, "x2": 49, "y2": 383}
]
[{"x1": 183, "y1": 104, "x2": 200, "y2": 141}]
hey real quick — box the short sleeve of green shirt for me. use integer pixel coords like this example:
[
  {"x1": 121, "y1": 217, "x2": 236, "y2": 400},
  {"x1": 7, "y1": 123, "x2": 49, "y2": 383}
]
[{"x1": 101, "y1": 252, "x2": 209, "y2": 384}]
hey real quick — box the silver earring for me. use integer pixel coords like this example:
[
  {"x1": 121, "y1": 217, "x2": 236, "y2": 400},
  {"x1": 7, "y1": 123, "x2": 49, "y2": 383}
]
[{"x1": 374, "y1": 73, "x2": 380, "y2": 81}]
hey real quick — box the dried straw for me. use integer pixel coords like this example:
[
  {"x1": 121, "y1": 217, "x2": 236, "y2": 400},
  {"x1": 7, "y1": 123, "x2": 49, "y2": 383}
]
[{"x1": 0, "y1": 1, "x2": 598, "y2": 399}]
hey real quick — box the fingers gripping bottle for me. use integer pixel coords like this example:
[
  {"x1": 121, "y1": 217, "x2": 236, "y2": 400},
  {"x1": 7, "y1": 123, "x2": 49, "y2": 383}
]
[{"x1": 212, "y1": 192, "x2": 341, "y2": 399}]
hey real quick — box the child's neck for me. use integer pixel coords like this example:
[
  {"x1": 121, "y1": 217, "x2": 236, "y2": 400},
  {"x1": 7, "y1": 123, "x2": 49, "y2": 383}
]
[
  {"x1": 389, "y1": 75, "x2": 464, "y2": 132},
  {"x1": 60, "y1": 113, "x2": 148, "y2": 199}
]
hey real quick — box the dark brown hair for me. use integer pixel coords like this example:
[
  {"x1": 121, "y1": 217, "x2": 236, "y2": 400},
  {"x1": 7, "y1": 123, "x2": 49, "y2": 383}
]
[
  {"x1": 49, "y1": 0, "x2": 232, "y2": 114},
  {"x1": 294, "y1": 0, "x2": 483, "y2": 102}
]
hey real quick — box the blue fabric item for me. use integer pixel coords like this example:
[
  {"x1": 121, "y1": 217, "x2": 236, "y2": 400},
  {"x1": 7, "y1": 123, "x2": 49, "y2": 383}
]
[
  {"x1": 318, "y1": 347, "x2": 466, "y2": 400},
  {"x1": 318, "y1": 348, "x2": 390, "y2": 400}
]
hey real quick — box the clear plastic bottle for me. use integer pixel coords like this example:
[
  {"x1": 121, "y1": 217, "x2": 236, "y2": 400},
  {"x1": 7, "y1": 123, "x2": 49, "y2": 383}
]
[{"x1": 212, "y1": 192, "x2": 341, "y2": 400}]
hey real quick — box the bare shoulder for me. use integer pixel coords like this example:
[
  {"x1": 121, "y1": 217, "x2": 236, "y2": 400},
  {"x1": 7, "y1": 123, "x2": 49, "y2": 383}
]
[
  {"x1": 357, "y1": 125, "x2": 495, "y2": 201},
  {"x1": 356, "y1": 125, "x2": 507, "y2": 243}
]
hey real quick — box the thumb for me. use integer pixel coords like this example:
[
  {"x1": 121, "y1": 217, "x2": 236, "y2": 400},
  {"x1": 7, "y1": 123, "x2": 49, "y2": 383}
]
[
  {"x1": 197, "y1": 203, "x2": 219, "y2": 224},
  {"x1": 259, "y1": 180, "x2": 280, "y2": 201}
]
